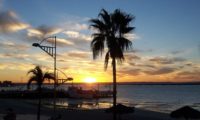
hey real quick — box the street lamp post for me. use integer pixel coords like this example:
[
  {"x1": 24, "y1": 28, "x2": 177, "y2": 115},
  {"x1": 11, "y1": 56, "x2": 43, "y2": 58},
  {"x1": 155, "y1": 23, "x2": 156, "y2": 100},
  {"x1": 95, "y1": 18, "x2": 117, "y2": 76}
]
[{"x1": 32, "y1": 36, "x2": 57, "y2": 113}]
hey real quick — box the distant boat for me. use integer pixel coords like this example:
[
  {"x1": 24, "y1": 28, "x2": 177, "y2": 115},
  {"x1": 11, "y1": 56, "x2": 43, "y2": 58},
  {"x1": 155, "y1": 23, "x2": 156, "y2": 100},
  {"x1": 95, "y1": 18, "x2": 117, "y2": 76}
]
[{"x1": 67, "y1": 86, "x2": 112, "y2": 99}]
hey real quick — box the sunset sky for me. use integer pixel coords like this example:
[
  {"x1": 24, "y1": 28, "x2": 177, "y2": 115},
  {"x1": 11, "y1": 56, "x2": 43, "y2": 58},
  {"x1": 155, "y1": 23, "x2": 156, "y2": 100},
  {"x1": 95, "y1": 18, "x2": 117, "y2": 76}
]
[{"x1": 0, "y1": 0, "x2": 200, "y2": 83}]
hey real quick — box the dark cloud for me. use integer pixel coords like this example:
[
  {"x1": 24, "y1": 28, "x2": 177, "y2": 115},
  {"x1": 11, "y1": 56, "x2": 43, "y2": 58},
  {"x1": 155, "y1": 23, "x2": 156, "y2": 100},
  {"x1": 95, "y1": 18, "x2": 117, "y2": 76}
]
[
  {"x1": 27, "y1": 25, "x2": 76, "y2": 47},
  {"x1": 173, "y1": 57, "x2": 186, "y2": 62},
  {"x1": 0, "y1": 41, "x2": 29, "y2": 51},
  {"x1": 127, "y1": 48, "x2": 153, "y2": 53},
  {"x1": 63, "y1": 31, "x2": 91, "y2": 49},
  {"x1": 29, "y1": 25, "x2": 61, "y2": 36},
  {"x1": 0, "y1": 11, "x2": 29, "y2": 33},
  {"x1": 175, "y1": 70, "x2": 200, "y2": 81},
  {"x1": 0, "y1": 53, "x2": 29, "y2": 60},
  {"x1": 125, "y1": 53, "x2": 141, "y2": 61},
  {"x1": 127, "y1": 62, "x2": 157, "y2": 69},
  {"x1": 171, "y1": 50, "x2": 184, "y2": 55},
  {"x1": 149, "y1": 56, "x2": 185, "y2": 64},
  {"x1": 46, "y1": 38, "x2": 74, "y2": 47},
  {"x1": 149, "y1": 57, "x2": 172, "y2": 64},
  {"x1": 67, "y1": 52, "x2": 90, "y2": 59},
  {"x1": 124, "y1": 54, "x2": 141, "y2": 69},
  {"x1": 0, "y1": 62, "x2": 35, "y2": 70},
  {"x1": 143, "y1": 67, "x2": 176, "y2": 75},
  {"x1": 136, "y1": 64, "x2": 157, "y2": 69},
  {"x1": 185, "y1": 62, "x2": 193, "y2": 67},
  {"x1": 177, "y1": 71, "x2": 200, "y2": 77},
  {"x1": 27, "y1": 25, "x2": 61, "y2": 40},
  {"x1": 128, "y1": 62, "x2": 135, "y2": 66},
  {"x1": 119, "y1": 68, "x2": 141, "y2": 76},
  {"x1": 58, "y1": 51, "x2": 90, "y2": 60},
  {"x1": 67, "y1": 37, "x2": 90, "y2": 47},
  {"x1": 57, "y1": 59, "x2": 67, "y2": 62}
]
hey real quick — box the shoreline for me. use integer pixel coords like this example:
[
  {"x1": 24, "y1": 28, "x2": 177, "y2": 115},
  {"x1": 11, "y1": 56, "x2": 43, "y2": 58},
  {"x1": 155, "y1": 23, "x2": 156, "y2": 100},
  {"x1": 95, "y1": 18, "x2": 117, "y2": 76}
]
[{"x1": 0, "y1": 99, "x2": 173, "y2": 120}]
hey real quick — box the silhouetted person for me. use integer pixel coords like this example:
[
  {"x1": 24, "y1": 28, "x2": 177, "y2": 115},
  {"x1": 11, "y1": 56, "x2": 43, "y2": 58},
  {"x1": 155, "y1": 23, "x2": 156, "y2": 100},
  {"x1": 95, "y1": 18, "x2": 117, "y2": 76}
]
[{"x1": 3, "y1": 108, "x2": 16, "y2": 120}]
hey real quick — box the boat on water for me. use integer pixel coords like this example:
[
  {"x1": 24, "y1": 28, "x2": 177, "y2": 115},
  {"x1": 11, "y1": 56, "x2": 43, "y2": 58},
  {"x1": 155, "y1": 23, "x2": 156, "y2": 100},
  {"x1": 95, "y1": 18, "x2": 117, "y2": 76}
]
[{"x1": 67, "y1": 86, "x2": 113, "y2": 99}]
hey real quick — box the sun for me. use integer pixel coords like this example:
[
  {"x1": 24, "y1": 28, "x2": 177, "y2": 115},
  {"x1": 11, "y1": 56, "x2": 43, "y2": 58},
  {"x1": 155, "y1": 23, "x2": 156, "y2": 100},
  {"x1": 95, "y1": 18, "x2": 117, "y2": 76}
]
[{"x1": 83, "y1": 77, "x2": 96, "y2": 83}]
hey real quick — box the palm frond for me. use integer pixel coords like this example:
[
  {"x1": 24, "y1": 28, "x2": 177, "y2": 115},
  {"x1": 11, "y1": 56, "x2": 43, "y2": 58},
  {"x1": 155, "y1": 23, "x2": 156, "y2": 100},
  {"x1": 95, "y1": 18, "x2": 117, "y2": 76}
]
[
  {"x1": 27, "y1": 69, "x2": 37, "y2": 75},
  {"x1": 121, "y1": 27, "x2": 135, "y2": 34},
  {"x1": 98, "y1": 9, "x2": 109, "y2": 18},
  {"x1": 89, "y1": 19, "x2": 106, "y2": 32},
  {"x1": 116, "y1": 56, "x2": 124, "y2": 65},
  {"x1": 91, "y1": 35, "x2": 105, "y2": 59},
  {"x1": 27, "y1": 76, "x2": 37, "y2": 89},
  {"x1": 124, "y1": 14, "x2": 135, "y2": 25},
  {"x1": 27, "y1": 66, "x2": 45, "y2": 90},
  {"x1": 89, "y1": 8, "x2": 134, "y2": 70},
  {"x1": 118, "y1": 37, "x2": 132, "y2": 51},
  {"x1": 98, "y1": 9, "x2": 111, "y2": 28},
  {"x1": 115, "y1": 47, "x2": 124, "y2": 62},
  {"x1": 104, "y1": 52, "x2": 110, "y2": 70},
  {"x1": 35, "y1": 66, "x2": 43, "y2": 79},
  {"x1": 43, "y1": 72, "x2": 55, "y2": 83}
]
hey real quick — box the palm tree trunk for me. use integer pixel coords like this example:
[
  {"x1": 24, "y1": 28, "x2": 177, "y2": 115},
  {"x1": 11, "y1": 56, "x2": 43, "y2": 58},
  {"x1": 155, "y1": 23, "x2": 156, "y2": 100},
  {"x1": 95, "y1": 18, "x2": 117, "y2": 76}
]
[
  {"x1": 37, "y1": 87, "x2": 41, "y2": 120},
  {"x1": 112, "y1": 57, "x2": 117, "y2": 120}
]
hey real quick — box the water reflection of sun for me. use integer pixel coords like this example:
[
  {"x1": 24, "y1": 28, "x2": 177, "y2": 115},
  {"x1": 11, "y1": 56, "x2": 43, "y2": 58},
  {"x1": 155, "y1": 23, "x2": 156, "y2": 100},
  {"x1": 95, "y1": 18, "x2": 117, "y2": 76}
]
[{"x1": 83, "y1": 77, "x2": 96, "y2": 83}]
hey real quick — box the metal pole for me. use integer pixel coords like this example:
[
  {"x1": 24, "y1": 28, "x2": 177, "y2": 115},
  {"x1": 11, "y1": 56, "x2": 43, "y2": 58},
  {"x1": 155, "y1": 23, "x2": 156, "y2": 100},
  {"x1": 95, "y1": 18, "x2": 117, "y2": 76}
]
[
  {"x1": 32, "y1": 36, "x2": 58, "y2": 115},
  {"x1": 53, "y1": 36, "x2": 57, "y2": 113}
]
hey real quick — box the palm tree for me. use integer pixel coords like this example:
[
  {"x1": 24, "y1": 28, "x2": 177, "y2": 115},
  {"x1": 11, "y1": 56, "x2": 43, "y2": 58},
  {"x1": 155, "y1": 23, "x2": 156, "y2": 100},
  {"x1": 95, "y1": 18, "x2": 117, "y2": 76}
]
[
  {"x1": 27, "y1": 65, "x2": 54, "y2": 120},
  {"x1": 90, "y1": 9, "x2": 134, "y2": 120}
]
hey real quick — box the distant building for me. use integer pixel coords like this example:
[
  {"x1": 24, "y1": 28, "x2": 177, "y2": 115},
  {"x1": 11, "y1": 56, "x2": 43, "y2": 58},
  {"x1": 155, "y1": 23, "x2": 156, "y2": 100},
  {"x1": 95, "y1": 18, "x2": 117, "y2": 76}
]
[{"x1": 0, "y1": 80, "x2": 13, "y2": 87}]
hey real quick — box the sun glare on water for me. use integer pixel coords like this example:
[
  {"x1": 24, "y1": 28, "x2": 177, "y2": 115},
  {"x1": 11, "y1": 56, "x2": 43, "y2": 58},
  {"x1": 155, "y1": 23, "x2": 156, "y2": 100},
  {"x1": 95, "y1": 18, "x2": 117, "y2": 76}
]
[{"x1": 83, "y1": 77, "x2": 96, "y2": 83}]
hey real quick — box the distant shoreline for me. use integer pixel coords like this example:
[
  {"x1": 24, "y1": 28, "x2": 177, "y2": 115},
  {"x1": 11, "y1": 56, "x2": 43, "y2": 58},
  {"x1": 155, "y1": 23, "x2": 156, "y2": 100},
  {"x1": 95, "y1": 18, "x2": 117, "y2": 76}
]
[{"x1": 9, "y1": 82, "x2": 200, "y2": 86}]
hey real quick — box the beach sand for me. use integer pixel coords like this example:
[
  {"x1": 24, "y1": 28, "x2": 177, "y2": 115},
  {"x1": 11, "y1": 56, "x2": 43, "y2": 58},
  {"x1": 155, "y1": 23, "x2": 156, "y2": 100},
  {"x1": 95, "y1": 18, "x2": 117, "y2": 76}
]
[{"x1": 0, "y1": 99, "x2": 173, "y2": 120}]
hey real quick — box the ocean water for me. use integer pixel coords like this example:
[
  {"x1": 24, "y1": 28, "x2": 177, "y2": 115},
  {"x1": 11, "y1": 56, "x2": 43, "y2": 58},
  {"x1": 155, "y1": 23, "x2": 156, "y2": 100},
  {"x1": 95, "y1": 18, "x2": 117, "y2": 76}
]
[
  {"x1": 1, "y1": 84, "x2": 200, "y2": 113},
  {"x1": 116, "y1": 85, "x2": 200, "y2": 113}
]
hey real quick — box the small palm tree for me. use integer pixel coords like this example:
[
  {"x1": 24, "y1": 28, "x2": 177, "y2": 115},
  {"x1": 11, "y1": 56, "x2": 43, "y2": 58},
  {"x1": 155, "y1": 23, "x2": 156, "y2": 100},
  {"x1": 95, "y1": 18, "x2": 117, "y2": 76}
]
[
  {"x1": 90, "y1": 9, "x2": 134, "y2": 120},
  {"x1": 27, "y1": 65, "x2": 54, "y2": 120}
]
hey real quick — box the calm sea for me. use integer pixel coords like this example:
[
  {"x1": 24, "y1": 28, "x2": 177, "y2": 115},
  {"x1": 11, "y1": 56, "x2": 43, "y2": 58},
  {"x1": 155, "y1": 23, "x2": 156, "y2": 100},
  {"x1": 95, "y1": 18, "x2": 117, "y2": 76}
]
[{"x1": 1, "y1": 84, "x2": 200, "y2": 113}]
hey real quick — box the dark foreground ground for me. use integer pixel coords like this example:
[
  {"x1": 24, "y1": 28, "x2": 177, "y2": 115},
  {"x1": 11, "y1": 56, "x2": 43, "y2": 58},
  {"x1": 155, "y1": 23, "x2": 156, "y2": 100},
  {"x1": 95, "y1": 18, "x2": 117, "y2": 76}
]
[{"x1": 0, "y1": 99, "x2": 173, "y2": 120}]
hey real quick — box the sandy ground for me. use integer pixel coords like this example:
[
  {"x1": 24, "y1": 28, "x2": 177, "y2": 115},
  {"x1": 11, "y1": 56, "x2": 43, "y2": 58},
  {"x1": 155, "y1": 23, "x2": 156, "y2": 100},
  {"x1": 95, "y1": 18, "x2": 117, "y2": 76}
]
[{"x1": 0, "y1": 99, "x2": 173, "y2": 120}]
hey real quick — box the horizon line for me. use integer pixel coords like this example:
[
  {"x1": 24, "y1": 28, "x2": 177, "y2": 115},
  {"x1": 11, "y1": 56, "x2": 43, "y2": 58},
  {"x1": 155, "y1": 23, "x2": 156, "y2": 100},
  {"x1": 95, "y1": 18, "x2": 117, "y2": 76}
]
[{"x1": 10, "y1": 81, "x2": 200, "y2": 85}]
